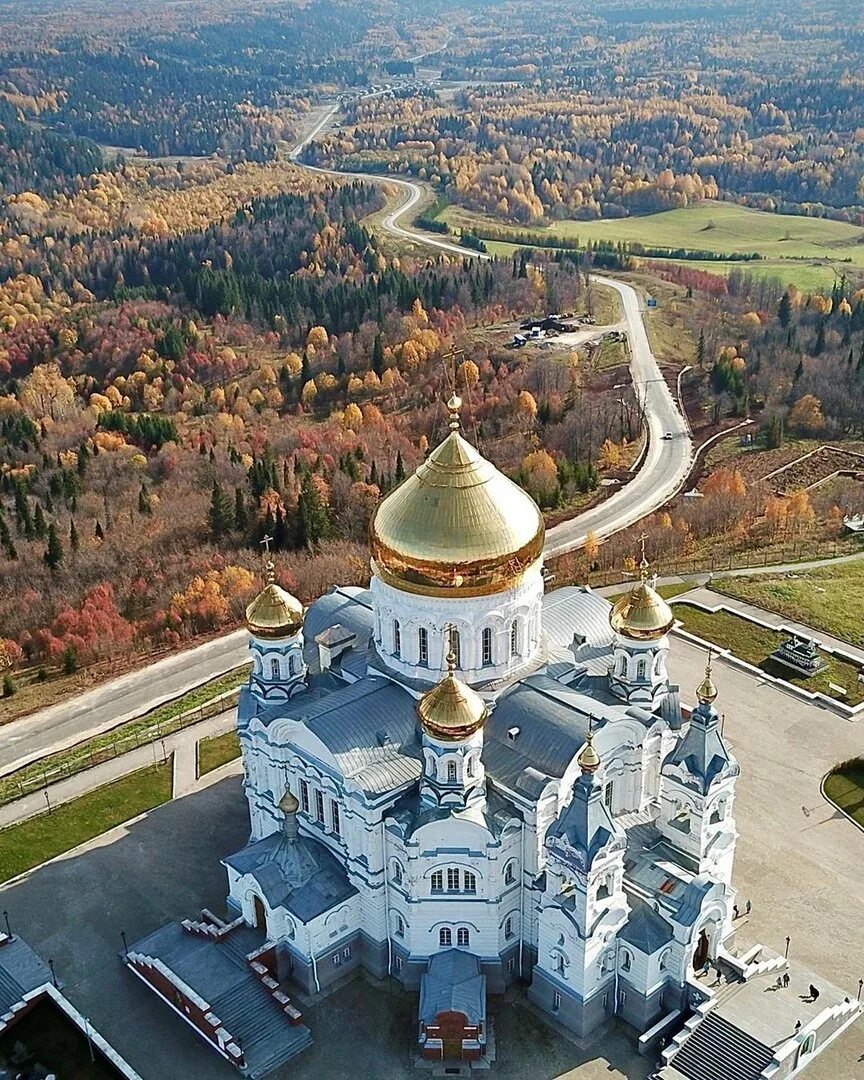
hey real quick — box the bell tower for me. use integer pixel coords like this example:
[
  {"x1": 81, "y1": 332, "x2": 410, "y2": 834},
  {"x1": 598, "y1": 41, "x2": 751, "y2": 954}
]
[{"x1": 245, "y1": 540, "x2": 307, "y2": 702}]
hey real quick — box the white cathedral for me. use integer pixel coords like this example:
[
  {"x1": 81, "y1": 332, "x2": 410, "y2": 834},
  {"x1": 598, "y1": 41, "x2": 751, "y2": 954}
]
[
  {"x1": 128, "y1": 397, "x2": 857, "y2": 1077},
  {"x1": 231, "y1": 397, "x2": 738, "y2": 1022}
]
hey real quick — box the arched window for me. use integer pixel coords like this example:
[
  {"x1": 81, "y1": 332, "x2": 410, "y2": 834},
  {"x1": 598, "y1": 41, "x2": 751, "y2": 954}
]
[
  {"x1": 798, "y1": 1033, "x2": 816, "y2": 1065},
  {"x1": 464, "y1": 871, "x2": 477, "y2": 893},
  {"x1": 620, "y1": 949, "x2": 632, "y2": 972},
  {"x1": 418, "y1": 627, "x2": 429, "y2": 666},
  {"x1": 457, "y1": 928, "x2": 470, "y2": 947},
  {"x1": 431, "y1": 870, "x2": 443, "y2": 893},
  {"x1": 393, "y1": 862, "x2": 403, "y2": 885},
  {"x1": 597, "y1": 872, "x2": 612, "y2": 901},
  {"x1": 510, "y1": 619, "x2": 519, "y2": 658},
  {"x1": 482, "y1": 627, "x2": 493, "y2": 666},
  {"x1": 396, "y1": 914, "x2": 405, "y2": 938},
  {"x1": 270, "y1": 657, "x2": 280, "y2": 679},
  {"x1": 659, "y1": 949, "x2": 671, "y2": 972},
  {"x1": 636, "y1": 657, "x2": 648, "y2": 680},
  {"x1": 393, "y1": 620, "x2": 401, "y2": 658},
  {"x1": 450, "y1": 629, "x2": 461, "y2": 668},
  {"x1": 285, "y1": 917, "x2": 295, "y2": 939},
  {"x1": 504, "y1": 861, "x2": 516, "y2": 886},
  {"x1": 288, "y1": 654, "x2": 297, "y2": 676},
  {"x1": 446, "y1": 760, "x2": 457, "y2": 783},
  {"x1": 439, "y1": 927, "x2": 452, "y2": 947},
  {"x1": 505, "y1": 916, "x2": 514, "y2": 939},
  {"x1": 466, "y1": 756, "x2": 474, "y2": 778},
  {"x1": 555, "y1": 952, "x2": 566, "y2": 975}
]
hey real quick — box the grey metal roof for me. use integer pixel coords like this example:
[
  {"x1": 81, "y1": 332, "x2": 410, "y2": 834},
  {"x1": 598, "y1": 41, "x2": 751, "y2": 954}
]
[
  {"x1": 662, "y1": 702, "x2": 736, "y2": 794},
  {"x1": 224, "y1": 830, "x2": 357, "y2": 922},
  {"x1": 419, "y1": 950, "x2": 486, "y2": 1025},
  {"x1": 303, "y1": 587, "x2": 374, "y2": 671},
  {"x1": 542, "y1": 586, "x2": 615, "y2": 651},
  {"x1": 620, "y1": 899, "x2": 674, "y2": 954},
  {"x1": 547, "y1": 772, "x2": 619, "y2": 870},
  {"x1": 288, "y1": 676, "x2": 422, "y2": 794},
  {"x1": 0, "y1": 937, "x2": 52, "y2": 1015}
]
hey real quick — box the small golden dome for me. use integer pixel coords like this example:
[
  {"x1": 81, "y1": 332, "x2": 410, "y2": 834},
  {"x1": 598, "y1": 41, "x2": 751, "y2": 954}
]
[
  {"x1": 577, "y1": 721, "x2": 601, "y2": 774},
  {"x1": 609, "y1": 547, "x2": 673, "y2": 641},
  {"x1": 695, "y1": 653, "x2": 718, "y2": 705},
  {"x1": 245, "y1": 561, "x2": 304, "y2": 639},
  {"x1": 417, "y1": 644, "x2": 488, "y2": 742},
  {"x1": 370, "y1": 403, "x2": 544, "y2": 597}
]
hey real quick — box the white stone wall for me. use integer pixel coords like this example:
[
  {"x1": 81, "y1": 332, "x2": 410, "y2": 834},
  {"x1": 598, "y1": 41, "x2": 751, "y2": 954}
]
[{"x1": 369, "y1": 566, "x2": 544, "y2": 685}]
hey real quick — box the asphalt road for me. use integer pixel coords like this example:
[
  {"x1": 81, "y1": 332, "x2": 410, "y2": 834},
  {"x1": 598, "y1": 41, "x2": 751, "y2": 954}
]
[
  {"x1": 1, "y1": 105, "x2": 692, "y2": 773},
  {"x1": 0, "y1": 631, "x2": 249, "y2": 776}
]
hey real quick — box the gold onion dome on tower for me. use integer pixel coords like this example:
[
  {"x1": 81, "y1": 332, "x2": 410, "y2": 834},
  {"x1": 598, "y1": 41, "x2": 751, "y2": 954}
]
[
  {"x1": 609, "y1": 545, "x2": 674, "y2": 642},
  {"x1": 577, "y1": 722, "x2": 601, "y2": 775},
  {"x1": 417, "y1": 643, "x2": 489, "y2": 743},
  {"x1": 370, "y1": 394, "x2": 545, "y2": 596},
  {"x1": 245, "y1": 560, "x2": 304, "y2": 639},
  {"x1": 695, "y1": 653, "x2": 718, "y2": 706}
]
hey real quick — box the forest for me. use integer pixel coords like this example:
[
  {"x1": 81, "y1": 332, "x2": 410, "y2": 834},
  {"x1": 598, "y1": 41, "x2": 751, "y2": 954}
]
[{"x1": 2, "y1": 0, "x2": 864, "y2": 694}]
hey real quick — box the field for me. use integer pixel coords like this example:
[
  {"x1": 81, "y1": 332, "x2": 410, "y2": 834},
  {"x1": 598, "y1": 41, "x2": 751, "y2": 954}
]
[
  {"x1": 198, "y1": 729, "x2": 241, "y2": 776},
  {"x1": 672, "y1": 603, "x2": 864, "y2": 705},
  {"x1": 712, "y1": 562, "x2": 864, "y2": 649},
  {"x1": 0, "y1": 760, "x2": 173, "y2": 883},
  {"x1": 439, "y1": 203, "x2": 864, "y2": 291}
]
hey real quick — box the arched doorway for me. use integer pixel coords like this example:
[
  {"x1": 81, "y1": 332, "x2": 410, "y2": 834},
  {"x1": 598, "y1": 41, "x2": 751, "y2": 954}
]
[
  {"x1": 252, "y1": 895, "x2": 267, "y2": 934},
  {"x1": 693, "y1": 928, "x2": 710, "y2": 971}
]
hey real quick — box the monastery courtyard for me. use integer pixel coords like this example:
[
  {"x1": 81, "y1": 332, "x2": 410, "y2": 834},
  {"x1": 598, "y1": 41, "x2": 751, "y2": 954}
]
[{"x1": 1, "y1": 632, "x2": 862, "y2": 1079}]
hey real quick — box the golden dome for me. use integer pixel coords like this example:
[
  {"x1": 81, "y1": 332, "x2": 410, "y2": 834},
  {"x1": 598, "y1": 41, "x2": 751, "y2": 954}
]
[
  {"x1": 609, "y1": 548, "x2": 673, "y2": 642},
  {"x1": 245, "y1": 561, "x2": 304, "y2": 639},
  {"x1": 370, "y1": 398, "x2": 544, "y2": 597},
  {"x1": 417, "y1": 642, "x2": 488, "y2": 742},
  {"x1": 577, "y1": 723, "x2": 601, "y2": 774},
  {"x1": 695, "y1": 653, "x2": 718, "y2": 705}
]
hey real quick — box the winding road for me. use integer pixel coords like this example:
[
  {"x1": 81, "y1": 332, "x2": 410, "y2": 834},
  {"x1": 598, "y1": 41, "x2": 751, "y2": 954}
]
[
  {"x1": 0, "y1": 103, "x2": 694, "y2": 774},
  {"x1": 290, "y1": 102, "x2": 694, "y2": 554}
]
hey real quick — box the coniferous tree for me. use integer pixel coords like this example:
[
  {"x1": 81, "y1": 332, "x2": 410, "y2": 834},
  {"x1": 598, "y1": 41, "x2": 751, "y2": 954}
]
[
  {"x1": 395, "y1": 450, "x2": 406, "y2": 484},
  {"x1": 2, "y1": 674, "x2": 14, "y2": 698},
  {"x1": 33, "y1": 503, "x2": 47, "y2": 539},
  {"x1": 372, "y1": 333, "x2": 384, "y2": 377},
  {"x1": 62, "y1": 645, "x2": 78, "y2": 675},
  {"x1": 208, "y1": 481, "x2": 233, "y2": 539},
  {"x1": 69, "y1": 518, "x2": 79, "y2": 552},
  {"x1": 812, "y1": 318, "x2": 826, "y2": 357},
  {"x1": 43, "y1": 522, "x2": 63, "y2": 570},
  {"x1": 95, "y1": 520, "x2": 105, "y2": 541},
  {"x1": 234, "y1": 487, "x2": 247, "y2": 532},
  {"x1": 297, "y1": 471, "x2": 331, "y2": 548},
  {"x1": 696, "y1": 328, "x2": 705, "y2": 367},
  {"x1": 13, "y1": 484, "x2": 32, "y2": 537},
  {"x1": 0, "y1": 516, "x2": 17, "y2": 560},
  {"x1": 138, "y1": 483, "x2": 152, "y2": 515},
  {"x1": 778, "y1": 291, "x2": 792, "y2": 328}
]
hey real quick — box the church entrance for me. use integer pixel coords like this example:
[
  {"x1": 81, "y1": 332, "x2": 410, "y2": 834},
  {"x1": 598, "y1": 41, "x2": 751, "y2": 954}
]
[
  {"x1": 252, "y1": 895, "x2": 267, "y2": 934},
  {"x1": 693, "y1": 928, "x2": 710, "y2": 971},
  {"x1": 438, "y1": 1011, "x2": 469, "y2": 1059}
]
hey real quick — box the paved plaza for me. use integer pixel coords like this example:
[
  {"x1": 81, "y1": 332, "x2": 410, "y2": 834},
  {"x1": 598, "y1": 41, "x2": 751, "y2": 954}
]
[{"x1": 0, "y1": 633, "x2": 862, "y2": 1078}]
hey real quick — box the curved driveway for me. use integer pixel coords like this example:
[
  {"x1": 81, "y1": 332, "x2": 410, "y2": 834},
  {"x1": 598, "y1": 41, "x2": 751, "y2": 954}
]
[{"x1": 290, "y1": 104, "x2": 694, "y2": 555}]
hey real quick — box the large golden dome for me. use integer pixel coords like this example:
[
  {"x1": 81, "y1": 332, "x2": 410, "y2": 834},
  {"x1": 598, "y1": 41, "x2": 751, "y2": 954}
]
[
  {"x1": 245, "y1": 561, "x2": 304, "y2": 639},
  {"x1": 609, "y1": 556, "x2": 674, "y2": 641},
  {"x1": 370, "y1": 397, "x2": 544, "y2": 596},
  {"x1": 417, "y1": 655, "x2": 489, "y2": 742}
]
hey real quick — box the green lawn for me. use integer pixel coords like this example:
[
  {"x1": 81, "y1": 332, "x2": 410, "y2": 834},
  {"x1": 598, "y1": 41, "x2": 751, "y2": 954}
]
[
  {"x1": 713, "y1": 562, "x2": 864, "y2": 649},
  {"x1": 823, "y1": 759, "x2": 864, "y2": 828},
  {"x1": 0, "y1": 665, "x2": 249, "y2": 808},
  {"x1": 672, "y1": 603, "x2": 864, "y2": 705},
  {"x1": 0, "y1": 760, "x2": 173, "y2": 884},
  {"x1": 439, "y1": 202, "x2": 863, "y2": 291},
  {"x1": 198, "y1": 729, "x2": 241, "y2": 776}
]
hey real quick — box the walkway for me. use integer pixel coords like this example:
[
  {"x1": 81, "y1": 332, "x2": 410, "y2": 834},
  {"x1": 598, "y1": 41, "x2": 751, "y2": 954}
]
[
  {"x1": 671, "y1": 586, "x2": 864, "y2": 665},
  {"x1": 0, "y1": 630, "x2": 247, "y2": 777},
  {"x1": 0, "y1": 708, "x2": 238, "y2": 829}
]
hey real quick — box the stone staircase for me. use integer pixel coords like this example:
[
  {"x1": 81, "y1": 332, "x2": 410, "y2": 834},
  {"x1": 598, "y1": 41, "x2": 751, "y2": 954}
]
[
  {"x1": 210, "y1": 983, "x2": 312, "y2": 1080},
  {"x1": 664, "y1": 1012, "x2": 774, "y2": 1080}
]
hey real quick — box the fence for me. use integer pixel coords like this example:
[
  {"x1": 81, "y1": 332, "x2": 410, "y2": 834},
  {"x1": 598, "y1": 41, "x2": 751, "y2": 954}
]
[
  {"x1": 560, "y1": 539, "x2": 853, "y2": 590},
  {"x1": 0, "y1": 686, "x2": 242, "y2": 807}
]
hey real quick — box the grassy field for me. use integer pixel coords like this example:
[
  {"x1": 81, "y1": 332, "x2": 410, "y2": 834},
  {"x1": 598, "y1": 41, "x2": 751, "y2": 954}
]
[
  {"x1": 439, "y1": 202, "x2": 862, "y2": 291},
  {"x1": 713, "y1": 561, "x2": 864, "y2": 648},
  {"x1": 672, "y1": 603, "x2": 864, "y2": 705},
  {"x1": 823, "y1": 758, "x2": 864, "y2": 828},
  {"x1": 0, "y1": 665, "x2": 249, "y2": 808},
  {"x1": 198, "y1": 729, "x2": 241, "y2": 775},
  {"x1": 0, "y1": 760, "x2": 173, "y2": 883}
]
